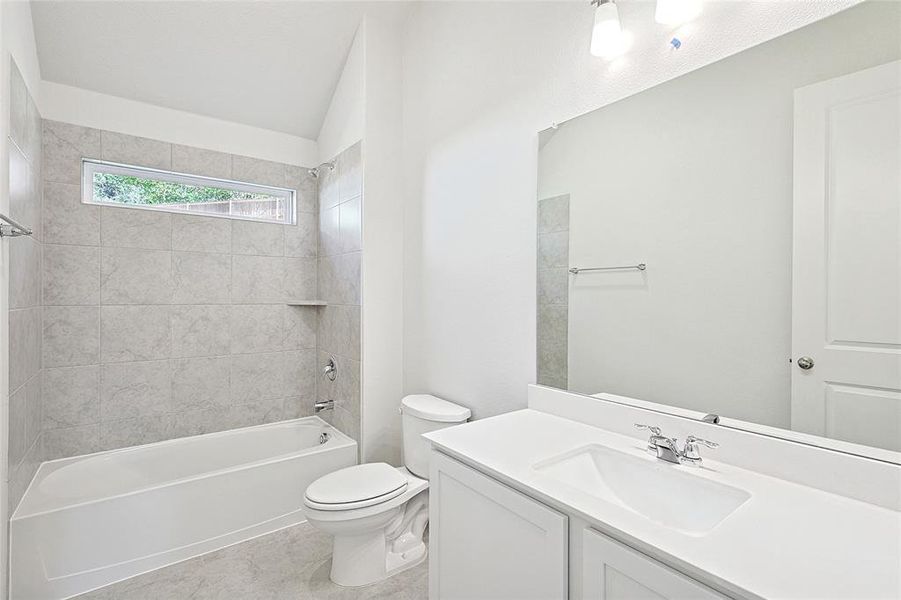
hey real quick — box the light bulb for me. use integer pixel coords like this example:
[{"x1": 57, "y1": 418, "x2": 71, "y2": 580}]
[
  {"x1": 590, "y1": 0, "x2": 630, "y2": 59},
  {"x1": 655, "y1": 0, "x2": 702, "y2": 26}
]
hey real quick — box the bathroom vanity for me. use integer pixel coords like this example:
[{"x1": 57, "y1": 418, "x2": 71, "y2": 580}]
[{"x1": 424, "y1": 387, "x2": 901, "y2": 600}]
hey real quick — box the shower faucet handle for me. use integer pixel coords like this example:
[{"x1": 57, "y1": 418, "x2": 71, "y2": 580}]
[{"x1": 322, "y1": 357, "x2": 337, "y2": 381}]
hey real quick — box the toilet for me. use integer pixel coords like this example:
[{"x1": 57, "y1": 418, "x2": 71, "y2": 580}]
[{"x1": 303, "y1": 394, "x2": 471, "y2": 587}]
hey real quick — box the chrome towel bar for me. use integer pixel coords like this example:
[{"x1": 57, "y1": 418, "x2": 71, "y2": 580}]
[
  {"x1": 569, "y1": 263, "x2": 646, "y2": 274},
  {"x1": 0, "y1": 213, "x2": 33, "y2": 238}
]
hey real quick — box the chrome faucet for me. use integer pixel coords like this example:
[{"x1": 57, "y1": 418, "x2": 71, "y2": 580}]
[
  {"x1": 314, "y1": 399, "x2": 334, "y2": 413},
  {"x1": 634, "y1": 424, "x2": 719, "y2": 466},
  {"x1": 680, "y1": 435, "x2": 719, "y2": 466}
]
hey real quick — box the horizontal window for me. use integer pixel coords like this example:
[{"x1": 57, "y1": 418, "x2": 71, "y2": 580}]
[{"x1": 82, "y1": 159, "x2": 295, "y2": 225}]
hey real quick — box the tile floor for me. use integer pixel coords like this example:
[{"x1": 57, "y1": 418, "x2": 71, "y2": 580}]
[{"x1": 77, "y1": 522, "x2": 429, "y2": 599}]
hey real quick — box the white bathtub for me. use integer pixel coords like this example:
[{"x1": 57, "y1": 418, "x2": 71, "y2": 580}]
[{"x1": 10, "y1": 416, "x2": 357, "y2": 599}]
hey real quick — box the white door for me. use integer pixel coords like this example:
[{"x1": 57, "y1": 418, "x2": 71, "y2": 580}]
[
  {"x1": 582, "y1": 528, "x2": 726, "y2": 600},
  {"x1": 792, "y1": 60, "x2": 901, "y2": 454},
  {"x1": 429, "y1": 451, "x2": 568, "y2": 600}
]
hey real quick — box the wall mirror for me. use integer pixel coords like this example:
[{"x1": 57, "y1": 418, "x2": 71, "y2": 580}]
[{"x1": 536, "y1": 1, "x2": 900, "y2": 463}]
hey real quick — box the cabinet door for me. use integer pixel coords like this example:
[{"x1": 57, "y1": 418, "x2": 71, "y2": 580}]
[
  {"x1": 429, "y1": 451, "x2": 568, "y2": 600},
  {"x1": 582, "y1": 529, "x2": 727, "y2": 600}
]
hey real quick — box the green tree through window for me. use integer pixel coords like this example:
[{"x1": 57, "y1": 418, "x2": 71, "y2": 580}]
[{"x1": 93, "y1": 173, "x2": 273, "y2": 206}]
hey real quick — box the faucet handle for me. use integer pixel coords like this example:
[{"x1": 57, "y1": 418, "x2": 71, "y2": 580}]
[
  {"x1": 682, "y1": 435, "x2": 718, "y2": 466},
  {"x1": 685, "y1": 435, "x2": 718, "y2": 448},
  {"x1": 634, "y1": 424, "x2": 661, "y2": 436}
]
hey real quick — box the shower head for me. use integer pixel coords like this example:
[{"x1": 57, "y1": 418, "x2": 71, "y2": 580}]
[{"x1": 308, "y1": 161, "x2": 335, "y2": 178}]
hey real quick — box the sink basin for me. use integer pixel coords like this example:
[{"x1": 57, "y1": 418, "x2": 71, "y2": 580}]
[{"x1": 533, "y1": 444, "x2": 750, "y2": 535}]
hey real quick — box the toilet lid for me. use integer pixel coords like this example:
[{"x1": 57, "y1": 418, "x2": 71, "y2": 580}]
[{"x1": 304, "y1": 463, "x2": 408, "y2": 510}]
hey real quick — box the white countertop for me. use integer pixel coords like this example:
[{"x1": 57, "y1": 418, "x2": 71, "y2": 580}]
[{"x1": 425, "y1": 409, "x2": 901, "y2": 600}]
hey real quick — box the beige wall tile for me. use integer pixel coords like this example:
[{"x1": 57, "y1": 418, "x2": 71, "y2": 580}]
[
  {"x1": 339, "y1": 196, "x2": 362, "y2": 253},
  {"x1": 171, "y1": 357, "x2": 231, "y2": 411},
  {"x1": 101, "y1": 305, "x2": 171, "y2": 362},
  {"x1": 338, "y1": 141, "x2": 363, "y2": 201},
  {"x1": 10, "y1": 235, "x2": 41, "y2": 309},
  {"x1": 171, "y1": 144, "x2": 232, "y2": 179},
  {"x1": 286, "y1": 165, "x2": 318, "y2": 214},
  {"x1": 9, "y1": 385, "x2": 28, "y2": 467},
  {"x1": 43, "y1": 120, "x2": 101, "y2": 185},
  {"x1": 231, "y1": 155, "x2": 285, "y2": 187},
  {"x1": 43, "y1": 366, "x2": 101, "y2": 429},
  {"x1": 171, "y1": 214, "x2": 231, "y2": 254},
  {"x1": 229, "y1": 305, "x2": 285, "y2": 354},
  {"x1": 101, "y1": 131, "x2": 171, "y2": 170},
  {"x1": 318, "y1": 162, "x2": 339, "y2": 210},
  {"x1": 538, "y1": 194, "x2": 570, "y2": 234},
  {"x1": 101, "y1": 247, "x2": 173, "y2": 304},
  {"x1": 170, "y1": 305, "x2": 231, "y2": 358},
  {"x1": 231, "y1": 220, "x2": 284, "y2": 256},
  {"x1": 43, "y1": 306, "x2": 100, "y2": 367},
  {"x1": 319, "y1": 305, "x2": 360, "y2": 361},
  {"x1": 537, "y1": 268, "x2": 568, "y2": 306},
  {"x1": 24, "y1": 90, "x2": 43, "y2": 168},
  {"x1": 284, "y1": 306, "x2": 317, "y2": 350},
  {"x1": 9, "y1": 61, "x2": 27, "y2": 148},
  {"x1": 44, "y1": 424, "x2": 101, "y2": 460},
  {"x1": 10, "y1": 307, "x2": 42, "y2": 389},
  {"x1": 284, "y1": 211, "x2": 317, "y2": 258},
  {"x1": 231, "y1": 255, "x2": 284, "y2": 303},
  {"x1": 230, "y1": 352, "x2": 284, "y2": 403},
  {"x1": 44, "y1": 181, "x2": 100, "y2": 246},
  {"x1": 100, "y1": 206, "x2": 171, "y2": 250},
  {"x1": 43, "y1": 244, "x2": 100, "y2": 305},
  {"x1": 172, "y1": 251, "x2": 231, "y2": 304},
  {"x1": 101, "y1": 360, "x2": 172, "y2": 421},
  {"x1": 283, "y1": 350, "x2": 317, "y2": 400},
  {"x1": 100, "y1": 415, "x2": 174, "y2": 450},
  {"x1": 537, "y1": 231, "x2": 569, "y2": 269},
  {"x1": 318, "y1": 204, "x2": 340, "y2": 257},
  {"x1": 285, "y1": 257, "x2": 318, "y2": 302},
  {"x1": 9, "y1": 143, "x2": 34, "y2": 233}
]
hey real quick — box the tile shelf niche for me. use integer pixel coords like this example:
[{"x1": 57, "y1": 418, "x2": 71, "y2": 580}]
[{"x1": 286, "y1": 301, "x2": 328, "y2": 306}]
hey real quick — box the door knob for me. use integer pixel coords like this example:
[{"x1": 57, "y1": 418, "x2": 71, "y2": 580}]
[{"x1": 797, "y1": 356, "x2": 815, "y2": 370}]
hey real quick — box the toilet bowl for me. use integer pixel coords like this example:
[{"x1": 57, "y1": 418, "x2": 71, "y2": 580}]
[{"x1": 303, "y1": 395, "x2": 470, "y2": 587}]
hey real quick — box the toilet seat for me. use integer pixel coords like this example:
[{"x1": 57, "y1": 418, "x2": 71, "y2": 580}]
[{"x1": 304, "y1": 463, "x2": 409, "y2": 511}]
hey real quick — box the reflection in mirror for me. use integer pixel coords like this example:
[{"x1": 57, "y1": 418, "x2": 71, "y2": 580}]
[{"x1": 536, "y1": 1, "x2": 900, "y2": 459}]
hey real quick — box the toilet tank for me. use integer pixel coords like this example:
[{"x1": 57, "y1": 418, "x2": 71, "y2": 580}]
[{"x1": 401, "y1": 395, "x2": 471, "y2": 479}]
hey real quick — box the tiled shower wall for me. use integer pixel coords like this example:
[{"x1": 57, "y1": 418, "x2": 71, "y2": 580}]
[
  {"x1": 537, "y1": 194, "x2": 569, "y2": 389},
  {"x1": 40, "y1": 121, "x2": 322, "y2": 460},
  {"x1": 317, "y1": 142, "x2": 362, "y2": 442},
  {"x1": 8, "y1": 61, "x2": 44, "y2": 513}
]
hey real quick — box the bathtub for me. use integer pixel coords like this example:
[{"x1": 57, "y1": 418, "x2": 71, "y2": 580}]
[{"x1": 10, "y1": 416, "x2": 356, "y2": 599}]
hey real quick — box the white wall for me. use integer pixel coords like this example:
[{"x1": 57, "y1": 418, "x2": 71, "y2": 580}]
[
  {"x1": 360, "y1": 13, "x2": 406, "y2": 464},
  {"x1": 538, "y1": 1, "x2": 900, "y2": 428},
  {"x1": 401, "y1": 1, "x2": 857, "y2": 419},
  {"x1": 40, "y1": 81, "x2": 318, "y2": 167},
  {"x1": 317, "y1": 24, "x2": 365, "y2": 163}
]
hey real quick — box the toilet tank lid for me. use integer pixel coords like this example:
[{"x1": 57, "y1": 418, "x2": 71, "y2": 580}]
[{"x1": 401, "y1": 394, "x2": 471, "y2": 423}]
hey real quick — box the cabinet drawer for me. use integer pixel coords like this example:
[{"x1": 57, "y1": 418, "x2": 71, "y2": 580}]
[{"x1": 582, "y1": 528, "x2": 728, "y2": 600}]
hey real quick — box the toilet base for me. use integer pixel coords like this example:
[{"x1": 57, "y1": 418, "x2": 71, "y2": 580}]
[
  {"x1": 331, "y1": 538, "x2": 427, "y2": 588},
  {"x1": 325, "y1": 491, "x2": 430, "y2": 587}
]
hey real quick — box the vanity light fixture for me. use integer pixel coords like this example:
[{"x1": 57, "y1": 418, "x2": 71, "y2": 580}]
[
  {"x1": 655, "y1": 0, "x2": 703, "y2": 26},
  {"x1": 590, "y1": 0, "x2": 630, "y2": 59}
]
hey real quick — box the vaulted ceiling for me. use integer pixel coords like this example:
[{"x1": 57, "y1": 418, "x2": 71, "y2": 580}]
[{"x1": 30, "y1": 1, "x2": 411, "y2": 139}]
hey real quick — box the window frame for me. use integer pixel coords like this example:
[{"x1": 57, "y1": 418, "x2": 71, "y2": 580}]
[{"x1": 82, "y1": 158, "x2": 297, "y2": 225}]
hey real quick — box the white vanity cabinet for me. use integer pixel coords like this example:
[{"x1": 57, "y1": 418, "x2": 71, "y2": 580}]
[
  {"x1": 429, "y1": 451, "x2": 569, "y2": 600},
  {"x1": 430, "y1": 450, "x2": 729, "y2": 600},
  {"x1": 581, "y1": 528, "x2": 727, "y2": 600}
]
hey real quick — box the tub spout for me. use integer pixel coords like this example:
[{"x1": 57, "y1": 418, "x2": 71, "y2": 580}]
[{"x1": 314, "y1": 400, "x2": 334, "y2": 413}]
